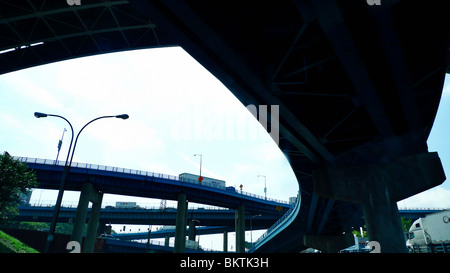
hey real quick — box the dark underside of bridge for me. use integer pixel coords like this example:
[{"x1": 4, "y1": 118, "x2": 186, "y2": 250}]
[{"x1": 1, "y1": 0, "x2": 449, "y2": 252}]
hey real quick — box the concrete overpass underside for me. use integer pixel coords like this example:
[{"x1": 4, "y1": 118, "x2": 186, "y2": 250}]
[{"x1": 1, "y1": 0, "x2": 449, "y2": 252}]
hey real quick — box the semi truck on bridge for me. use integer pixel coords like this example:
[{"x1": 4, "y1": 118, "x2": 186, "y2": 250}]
[
  {"x1": 179, "y1": 173, "x2": 226, "y2": 189},
  {"x1": 406, "y1": 210, "x2": 450, "y2": 253}
]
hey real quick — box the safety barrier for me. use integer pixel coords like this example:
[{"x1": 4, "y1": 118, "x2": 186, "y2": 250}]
[{"x1": 249, "y1": 193, "x2": 300, "y2": 252}]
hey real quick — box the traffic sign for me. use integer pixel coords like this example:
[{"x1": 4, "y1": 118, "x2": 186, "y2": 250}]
[
  {"x1": 276, "y1": 205, "x2": 282, "y2": 212},
  {"x1": 198, "y1": 176, "x2": 203, "y2": 182}
]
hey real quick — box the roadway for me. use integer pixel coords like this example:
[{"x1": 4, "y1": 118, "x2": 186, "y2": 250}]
[
  {"x1": 15, "y1": 205, "x2": 278, "y2": 229},
  {"x1": 18, "y1": 156, "x2": 292, "y2": 215}
]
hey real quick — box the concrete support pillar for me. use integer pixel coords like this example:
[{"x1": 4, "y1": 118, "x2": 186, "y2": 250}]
[
  {"x1": 188, "y1": 219, "x2": 196, "y2": 241},
  {"x1": 164, "y1": 235, "x2": 170, "y2": 247},
  {"x1": 235, "y1": 204, "x2": 245, "y2": 253},
  {"x1": 223, "y1": 230, "x2": 228, "y2": 253},
  {"x1": 71, "y1": 183, "x2": 93, "y2": 245},
  {"x1": 174, "y1": 192, "x2": 187, "y2": 253},
  {"x1": 313, "y1": 152, "x2": 445, "y2": 253},
  {"x1": 71, "y1": 183, "x2": 103, "y2": 253},
  {"x1": 83, "y1": 192, "x2": 103, "y2": 253}
]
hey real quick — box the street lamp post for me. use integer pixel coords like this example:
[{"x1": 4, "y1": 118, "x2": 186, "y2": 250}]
[
  {"x1": 194, "y1": 154, "x2": 202, "y2": 182},
  {"x1": 257, "y1": 175, "x2": 267, "y2": 200},
  {"x1": 250, "y1": 214, "x2": 262, "y2": 246},
  {"x1": 34, "y1": 112, "x2": 129, "y2": 252},
  {"x1": 55, "y1": 128, "x2": 67, "y2": 163}
]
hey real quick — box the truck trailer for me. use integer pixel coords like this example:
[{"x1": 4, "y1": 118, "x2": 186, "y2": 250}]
[
  {"x1": 406, "y1": 210, "x2": 450, "y2": 253},
  {"x1": 179, "y1": 173, "x2": 226, "y2": 189}
]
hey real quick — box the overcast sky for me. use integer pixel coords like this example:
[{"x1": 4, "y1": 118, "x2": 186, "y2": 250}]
[{"x1": 1, "y1": 46, "x2": 449, "y2": 250}]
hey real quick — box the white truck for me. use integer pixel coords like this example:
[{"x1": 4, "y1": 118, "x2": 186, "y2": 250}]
[
  {"x1": 115, "y1": 201, "x2": 138, "y2": 209},
  {"x1": 406, "y1": 210, "x2": 450, "y2": 253},
  {"x1": 179, "y1": 173, "x2": 226, "y2": 190}
]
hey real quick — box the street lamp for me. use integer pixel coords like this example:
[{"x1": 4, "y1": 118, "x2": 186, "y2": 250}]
[
  {"x1": 250, "y1": 214, "x2": 262, "y2": 246},
  {"x1": 257, "y1": 175, "x2": 267, "y2": 200},
  {"x1": 194, "y1": 154, "x2": 202, "y2": 183},
  {"x1": 34, "y1": 112, "x2": 129, "y2": 252}
]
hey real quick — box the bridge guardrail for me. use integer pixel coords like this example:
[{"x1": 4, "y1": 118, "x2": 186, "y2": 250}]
[
  {"x1": 249, "y1": 193, "x2": 300, "y2": 252},
  {"x1": 14, "y1": 155, "x2": 290, "y2": 205}
]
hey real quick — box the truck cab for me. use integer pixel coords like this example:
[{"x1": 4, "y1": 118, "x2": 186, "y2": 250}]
[{"x1": 406, "y1": 218, "x2": 428, "y2": 252}]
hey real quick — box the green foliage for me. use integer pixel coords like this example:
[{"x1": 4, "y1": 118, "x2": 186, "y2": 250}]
[
  {"x1": 352, "y1": 225, "x2": 368, "y2": 238},
  {"x1": 17, "y1": 221, "x2": 87, "y2": 235},
  {"x1": 401, "y1": 217, "x2": 412, "y2": 232},
  {"x1": 0, "y1": 230, "x2": 39, "y2": 253},
  {"x1": 0, "y1": 152, "x2": 38, "y2": 223}
]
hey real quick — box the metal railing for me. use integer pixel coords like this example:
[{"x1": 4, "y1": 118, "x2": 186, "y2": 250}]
[
  {"x1": 398, "y1": 207, "x2": 450, "y2": 211},
  {"x1": 14, "y1": 155, "x2": 289, "y2": 205},
  {"x1": 249, "y1": 193, "x2": 300, "y2": 252}
]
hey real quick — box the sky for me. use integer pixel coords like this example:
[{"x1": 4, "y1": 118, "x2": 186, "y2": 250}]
[{"x1": 0, "y1": 46, "x2": 449, "y2": 250}]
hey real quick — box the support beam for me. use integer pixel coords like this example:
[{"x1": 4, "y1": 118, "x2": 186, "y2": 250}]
[
  {"x1": 313, "y1": 152, "x2": 446, "y2": 253},
  {"x1": 188, "y1": 220, "x2": 196, "y2": 241},
  {"x1": 297, "y1": 0, "x2": 395, "y2": 138},
  {"x1": 71, "y1": 183, "x2": 91, "y2": 245},
  {"x1": 164, "y1": 235, "x2": 170, "y2": 247},
  {"x1": 71, "y1": 183, "x2": 103, "y2": 252},
  {"x1": 174, "y1": 192, "x2": 187, "y2": 253},
  {"x1": 235, "y1": 204, "x2": 245, "y2": 253},
  {"x1": 83, "y1": 192, "x2": 103, "y2": 253},
  {"x1": 223, "y1": 230, "x2": 228, "y2": 253}
]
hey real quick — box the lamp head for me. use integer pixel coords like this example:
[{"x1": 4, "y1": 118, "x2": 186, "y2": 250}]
[
  {"x1": 34, "y1": 112, "x2": 48, "y2": 118},
  {"x1": 115, "y1": 114, "x2": 129, "y2": 120}
]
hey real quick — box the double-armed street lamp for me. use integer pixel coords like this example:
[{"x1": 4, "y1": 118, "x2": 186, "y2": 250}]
[{"x1": 34, "y1": 112, "x2": 129, "y2": 252}]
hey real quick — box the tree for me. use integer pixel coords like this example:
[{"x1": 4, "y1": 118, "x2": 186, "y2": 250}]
[
  {"x1": 0, "y1": 152, "x2": 38, "y2": 223},
  {"x1": 352, "y1": 225, "x2": 368, "y2": 238},
  {"x1": 401, "y1": 217, "x2": 412, "y2": 232}
]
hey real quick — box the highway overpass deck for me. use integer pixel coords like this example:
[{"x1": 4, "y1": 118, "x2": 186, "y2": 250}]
[
  {"x1": 1, "y1": 1, "x2": 448, "y2": 252},
  {"x1": 14, "y1": 205, "x2": 278, "y2": 229},
  {"x1": 17, "y1": 156, "x2": 292, "y2": 215}
]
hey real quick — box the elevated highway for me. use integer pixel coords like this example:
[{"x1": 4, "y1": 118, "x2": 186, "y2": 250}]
[
  {"x1": 15, "y1": 205, "x2": 278, "y2": 229},
  {"x1": 18, "y1": 156, "x2": 291, "y2": 215},
  {"x1": 1, "y1": 1, "x2": 449, "y2": 252}
]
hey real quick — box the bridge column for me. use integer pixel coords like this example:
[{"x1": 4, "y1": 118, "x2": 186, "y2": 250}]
[
  {"x1": 313, "y1": 152, "x2": 445, "y2": 253},
  {"x1": 235, "y1": 204, "x2": 245, "y2": 253},
  {"x1": 223, "y1": 230, "x2": 228, "y2": 253},
  {"x1": 164, "y1": 235, "x2": 170, "y2": 247},
  {"x1": 188, "y1": 219, "x2": 196, "y2": 241},
  {"x1": 71, "y1": 183, "x2": 103, "y2": 253},
  {"x1": 174, "y1": 192, "x2": 188, "y2": 253},
  {"x1": 83, "y1": 192, "x2": 103, "y2": 253}
]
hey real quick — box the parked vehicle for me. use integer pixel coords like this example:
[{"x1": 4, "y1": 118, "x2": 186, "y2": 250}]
[{"x1": 406, "y1": 210, "x2": 450, "y2": 253}]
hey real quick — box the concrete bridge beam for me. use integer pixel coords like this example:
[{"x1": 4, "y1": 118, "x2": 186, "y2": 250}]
[
  {"x1": 188, "y1": 219, "x2": 196, "y2": 241},
  {"x1": 223, "y1": 230, "x2": 228, "y2": 253},
  {"x1": 70, "y1": 183, "x2": 103, "y2": 253},
  {"x1": 174, "y1": 192, "x2": 188, "y2": 253},
  {"x1": 313, "y1": 152, "x2": 446, "y2": 253},
  {"x1": 235, "y1": 204, "x2": 245, "y2": 253}
]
